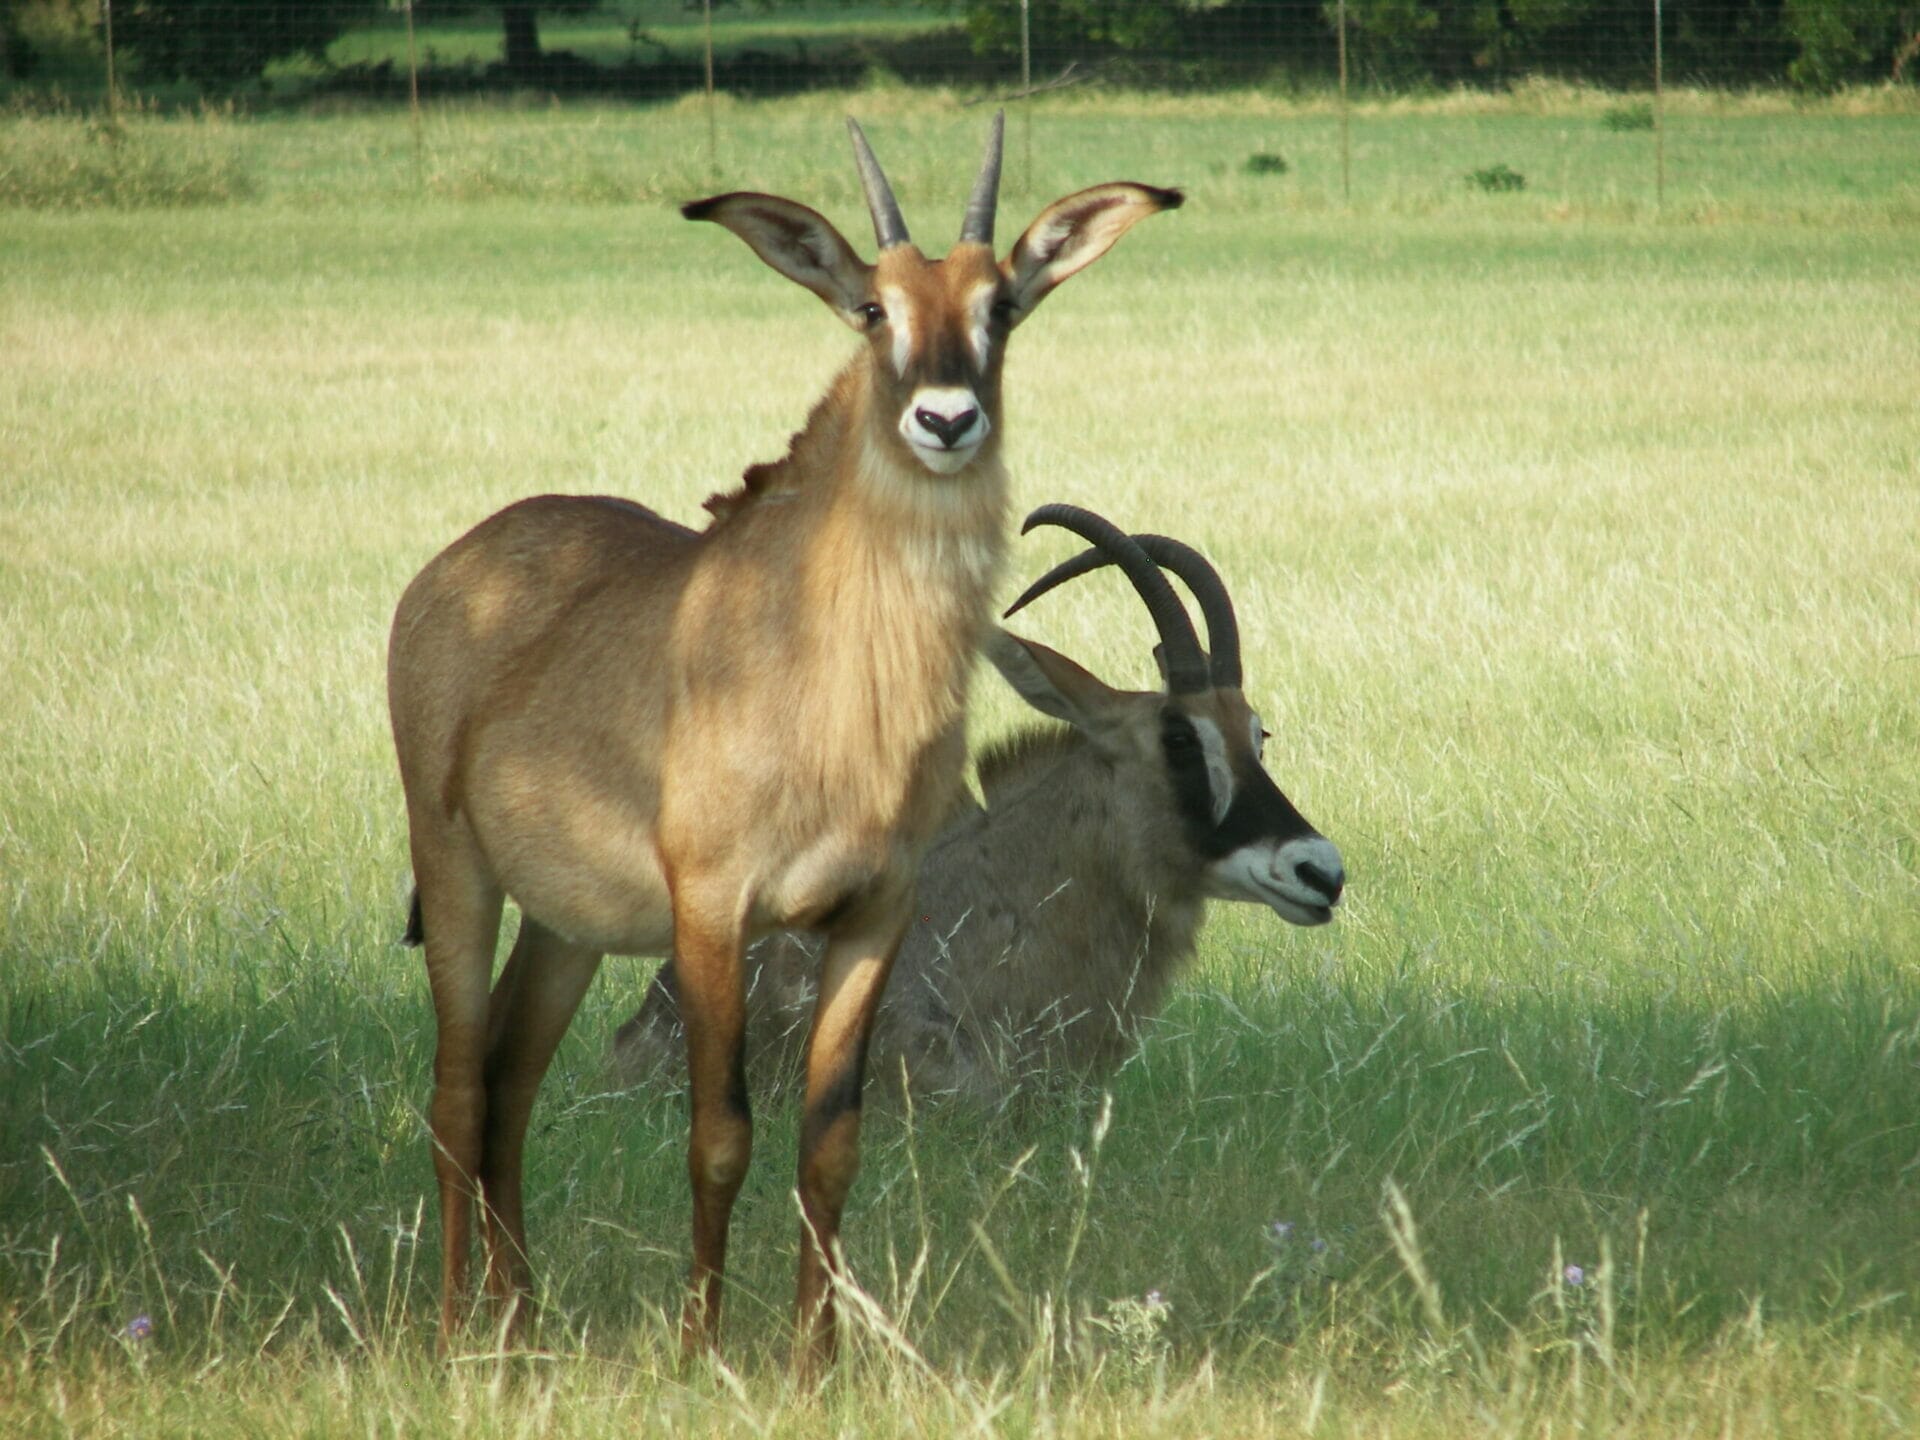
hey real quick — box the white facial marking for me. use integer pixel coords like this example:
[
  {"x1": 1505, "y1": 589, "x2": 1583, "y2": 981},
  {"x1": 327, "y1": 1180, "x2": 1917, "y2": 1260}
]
[
  {"x1": 1189, "y1": 716, "x2": 1234, "y2": 825},
  {"x1": 881, "y1": 284, "x2": 912, "y2": 379},
  {"x1": 1205, "y1": 835, "x2": 1344, "y2": 927},
  {"x1": 1249, "y1": 712, "x2": 1266, "y2": 759},
  {"x1": 899, "y1": 383, "x2": 990, "y2": 475},
  {"x1": 967, "y1": 280, "x2": 1000, "y2": 369}
]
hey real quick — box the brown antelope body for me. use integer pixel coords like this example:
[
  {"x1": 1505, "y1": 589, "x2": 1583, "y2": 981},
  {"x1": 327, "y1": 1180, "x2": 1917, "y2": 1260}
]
[
  {"x1": 386, "y1": 120, "x2": 1179, "y2": 1368},
  {"x1": 613, "y1": 509, "x2": 1345, "y2": 1101}
]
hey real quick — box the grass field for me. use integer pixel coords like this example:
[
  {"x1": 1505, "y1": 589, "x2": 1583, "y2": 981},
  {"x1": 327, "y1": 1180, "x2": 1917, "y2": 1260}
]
[
  {"x1": 3, "y1": 93, "x2": 1918, "y2": 1436},
  {"x1": 321, "y1": 1, "x2": 948, "y2": 72}
]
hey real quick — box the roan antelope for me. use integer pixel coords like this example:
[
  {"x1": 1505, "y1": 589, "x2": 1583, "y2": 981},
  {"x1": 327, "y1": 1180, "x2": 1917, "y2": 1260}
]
[
  {"x1": 612, "y1": 506, "x2": 1345, "y2": 1101},
  {"x1": 385, "y1": 119, "x2": 1181, "y2": 1369}
]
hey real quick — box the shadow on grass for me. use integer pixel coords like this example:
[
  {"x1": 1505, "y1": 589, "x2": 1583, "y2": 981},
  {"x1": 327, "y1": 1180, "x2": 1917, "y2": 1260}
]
[{"x1": 3, "y1": 927, "x2": 1914, "y2": 1372}]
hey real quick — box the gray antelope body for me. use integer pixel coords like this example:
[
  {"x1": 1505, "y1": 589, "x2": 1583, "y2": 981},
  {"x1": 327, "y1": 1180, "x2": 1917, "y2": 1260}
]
[
  {"x1": 613, "y1": 509, "x2": 1346, "y2": 1103},
  {"x1": 385, "y1": 118, "x2": 1179, "y2": 1370}
]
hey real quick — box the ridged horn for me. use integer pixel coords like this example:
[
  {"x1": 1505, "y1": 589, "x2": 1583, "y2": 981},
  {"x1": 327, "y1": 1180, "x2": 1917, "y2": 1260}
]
[
  {"x1": 1008, "y1": 505, "x2": 1210, "y2": 694},
  {"x1": 846, "y1": 117, "x2": 909, "y2": 251},
  {"x1": 958, "y1": 110, "x2": 1005, "y2": 247},
  {"x1": 1006, "y1": 535, "x2": 1242, "y2": 689}
]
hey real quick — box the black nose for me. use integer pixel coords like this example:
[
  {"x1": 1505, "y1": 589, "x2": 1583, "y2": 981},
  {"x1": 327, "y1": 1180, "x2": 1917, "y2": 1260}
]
[
  {"x1": 1297, "y1": 859, "x2": 1344, "y2": 905},
  {"x1": 916, "y1": 407, "x2": 978, "y2": 448}
]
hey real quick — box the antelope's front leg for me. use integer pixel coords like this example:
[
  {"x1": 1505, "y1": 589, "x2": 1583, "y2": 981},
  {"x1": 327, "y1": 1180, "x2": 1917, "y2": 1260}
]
[
  {"x1": 671, "y1": 888, "x2": 753, "y2": 1360},
  {"x1": 794, "y1": 899, "x2": 912, "y2": 1378}
]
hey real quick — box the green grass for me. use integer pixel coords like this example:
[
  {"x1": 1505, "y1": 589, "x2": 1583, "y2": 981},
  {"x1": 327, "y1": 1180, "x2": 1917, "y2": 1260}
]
[
  {"x1": 3, "y1": 92, "x2": 1918, "y2": 1435},
  {"x1": 320, "y1": 2, "x2": 950, "y2": 72},
  {"x1": 4, "y1": 86, "x2": 1919, "y2": 217}
]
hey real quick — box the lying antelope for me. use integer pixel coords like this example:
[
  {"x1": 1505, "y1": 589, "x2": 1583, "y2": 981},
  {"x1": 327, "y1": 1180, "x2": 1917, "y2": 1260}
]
[
  {"x1": 386, "y1": 118, "x2": 1180, "y2": 1368},
  {"x1": 612, "y1": 505, "x2": 1345, "y2": 1102}
]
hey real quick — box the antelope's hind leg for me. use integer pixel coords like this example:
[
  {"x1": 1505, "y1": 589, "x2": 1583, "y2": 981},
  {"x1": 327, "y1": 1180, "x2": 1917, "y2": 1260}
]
[
  {"x1": 412, "y1": 851, "x2": 505, "y2": 1351},
  {"x1": 478, "y1": 916, "x2": 603, "y2": 1343},
  {"x1": 794, "y1": 901, "x2": 912, "y2": 1377}
]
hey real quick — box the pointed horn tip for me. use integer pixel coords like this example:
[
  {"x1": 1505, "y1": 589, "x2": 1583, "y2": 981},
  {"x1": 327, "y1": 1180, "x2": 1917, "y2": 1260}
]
[{"x1": 1020, "y1": 502, "x2": 1082, "y2": 535}]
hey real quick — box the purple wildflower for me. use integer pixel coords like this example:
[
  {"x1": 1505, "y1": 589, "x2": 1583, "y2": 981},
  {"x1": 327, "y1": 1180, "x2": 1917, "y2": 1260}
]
[
  {"x1": 1563, "y1": 1264, "x2": 1585, "y2": 1287},
  {"x1": 125, "y1": 1314, "x2": 154, "y2": 1341},
  {"x1": 1144, "y1": 1289, "x2": 1168, "y2": 1310},
  {"x1": 1267, "y1": 1221, "x2": 1295, "y2": 1242}
]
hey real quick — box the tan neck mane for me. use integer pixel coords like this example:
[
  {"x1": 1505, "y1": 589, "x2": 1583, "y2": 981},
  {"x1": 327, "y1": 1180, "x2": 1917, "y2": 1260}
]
[{"x1": 701, "y1": 366, "x2": 862, "y2": 526}]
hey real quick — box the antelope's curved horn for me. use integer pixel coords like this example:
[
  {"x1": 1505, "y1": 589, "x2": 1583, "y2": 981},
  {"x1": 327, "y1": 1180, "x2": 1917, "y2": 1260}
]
[
  {"x1": 1138, "y1": 536, "x2": 1242, "y2": 689},
  {"x1": 1007, "y1": 535, "x2": 1242, "y2": 689},
  {"x1": 846, "y1": 117, "x2": 910, "y2": 251},
  {"x1": 1009, "y1": 505, "x2": 1210, "y2": 694},
  {"x1": 958, "y1": 110, "x2": 1005, "y2": 247}
]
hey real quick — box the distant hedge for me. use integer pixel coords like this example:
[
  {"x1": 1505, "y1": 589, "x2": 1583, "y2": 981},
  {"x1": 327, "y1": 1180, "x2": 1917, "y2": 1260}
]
[
  {"x1": 949, "y1": 0, "x2": 1917, "y2": 89},
  {"x1": 108, "y1": 1, "x2": 383, "y2": 91}
]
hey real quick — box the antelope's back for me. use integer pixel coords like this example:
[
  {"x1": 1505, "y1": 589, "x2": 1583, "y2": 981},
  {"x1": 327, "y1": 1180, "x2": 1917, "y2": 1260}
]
[{"x1": 387, "y1": 493, "x2": 699, "y2": 840}]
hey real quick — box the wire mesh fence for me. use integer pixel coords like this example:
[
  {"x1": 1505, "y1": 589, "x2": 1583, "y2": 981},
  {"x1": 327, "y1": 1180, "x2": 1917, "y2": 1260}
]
[{"x1": 2, "y1": 2, "x2": 1917, "y2": 214}]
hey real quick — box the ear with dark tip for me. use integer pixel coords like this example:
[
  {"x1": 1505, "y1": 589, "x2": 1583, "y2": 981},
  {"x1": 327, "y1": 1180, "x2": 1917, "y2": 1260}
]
[
  {"x1": 982, "y1": 628, "x2": 1122, "y2": 733},
  {"x1": 683, "y1": 191, "x2": 874, "y2": 320},
  {"x1": 1000, "y1": 182, "x2": 1183, "y2": 325}
]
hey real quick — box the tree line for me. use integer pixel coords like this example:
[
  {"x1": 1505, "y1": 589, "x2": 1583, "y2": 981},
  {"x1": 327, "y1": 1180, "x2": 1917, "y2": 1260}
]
[{"x1": 3, "y1": 1, "x2": 1914, "y2": 95}]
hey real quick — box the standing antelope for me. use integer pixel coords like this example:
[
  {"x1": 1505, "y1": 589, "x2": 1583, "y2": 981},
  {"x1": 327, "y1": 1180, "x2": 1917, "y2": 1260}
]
[
  {"x1": 386, "y1": 118, "x2": 1180, "y2": 1369},
  {"x1": 613, "y1": 506, "x2": 1345, "y2": 1101}
]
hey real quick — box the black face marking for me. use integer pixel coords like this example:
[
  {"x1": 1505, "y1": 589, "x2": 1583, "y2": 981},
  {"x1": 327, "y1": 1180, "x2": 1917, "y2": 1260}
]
[
  {"x1": 1161, "y1": 710, "x2": 1219, "y2": 848},
  {"x1": 1201, "y1": 768, "x2": 1318, "y2": 860},
  {"x1": 1162, "y1": 707, "x2": 1319, "y2": 860},
  {"x1": 923, "y1": 315, "x2": 975, "y2": 389}
]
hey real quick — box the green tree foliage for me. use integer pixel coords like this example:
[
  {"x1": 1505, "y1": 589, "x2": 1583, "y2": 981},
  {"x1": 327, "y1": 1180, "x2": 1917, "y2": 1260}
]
[
  {"x1": 940, "y1": 0, "x2": 1914, "y2": 89},
  {"x1": 110, "y1": 0, "x2": 381, "y2": 90},
  {"x1": 955, "y1": 0, "x2": 1182, "y2": 58},
  {"x1": 1785, "y1": 0, "x2": 1910, "y2": 87}
]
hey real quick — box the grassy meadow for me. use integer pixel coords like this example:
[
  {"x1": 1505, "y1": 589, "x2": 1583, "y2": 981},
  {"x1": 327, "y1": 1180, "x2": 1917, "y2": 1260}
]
[
  {"x1": 320, "y1": 2, "x2": 949, "y2": 73},
  {"x1": 3, "y1": 93, "x2": 1919, "y2": 1435}
]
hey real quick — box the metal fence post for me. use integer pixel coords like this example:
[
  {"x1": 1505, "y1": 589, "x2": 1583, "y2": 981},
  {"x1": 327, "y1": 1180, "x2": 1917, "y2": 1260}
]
[
  {"x1": 1653, "y1": 0, "x2": 1666, "y2": 209},
  {"x1": 1020, "y1": 0, "x2": 1032, "y2": 193},
  {"x1": 1338, "y1": 0, "x2": 1351, "y2": 204},
  {"x1": 704, "y1": 0, "x2": 717, "y2": 184},
  {"x1": 404, "y1": 0, "x2": 423, "y2": 191},
  {"x1": 102, "y1": 0, "x2": 118, "y2": 120}
]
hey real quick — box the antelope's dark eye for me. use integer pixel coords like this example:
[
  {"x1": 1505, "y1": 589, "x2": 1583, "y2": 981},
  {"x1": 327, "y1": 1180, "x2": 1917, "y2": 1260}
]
[
  {"x1": 990, "y1": 297, "x2": 1018, "y2": 323},
  {"x1": 857, "y1": 302, "x2": 886, "y2": 330},
  {"x1": 1163, "y1": 722, "x2": 1198, "y2": 753}
]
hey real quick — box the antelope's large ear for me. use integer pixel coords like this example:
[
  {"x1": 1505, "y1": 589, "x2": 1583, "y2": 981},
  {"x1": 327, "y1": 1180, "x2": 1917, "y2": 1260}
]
[
  {"x1": 1000, "y1": 182, "x2": 1183, "y2": 325},
  {"x1": 983, "y1": 628, "x2": 1124, "y2": 735},
  {"x1": 683, "y1": 192, "x2": 873, "y2": 319}
]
